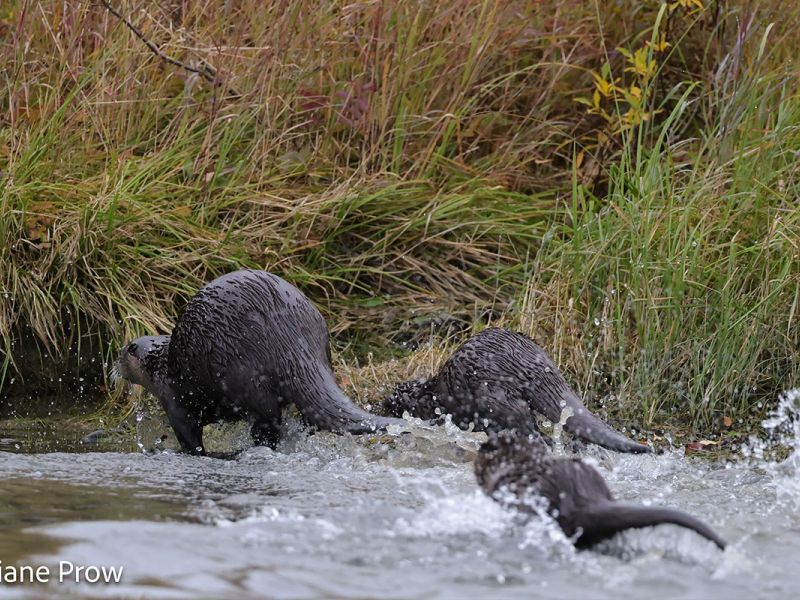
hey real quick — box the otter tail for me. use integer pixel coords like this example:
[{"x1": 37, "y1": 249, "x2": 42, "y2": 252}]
[
  {"x1": 565, "y1": 408, "x2": 651, "y2": 453},
  {"x1": 574, "y1": 501, "x2": 726, "y2": 550},
  {"x1": 296, "y1": 371, "x2": 405, "y2": 435}
]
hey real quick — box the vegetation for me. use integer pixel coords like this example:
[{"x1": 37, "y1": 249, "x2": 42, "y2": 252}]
[{"x1": 0, "y1": 0, "x2": 797, "y2": 436}]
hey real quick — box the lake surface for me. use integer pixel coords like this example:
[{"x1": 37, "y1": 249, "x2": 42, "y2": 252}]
[{"x1": 0, "y1": 391, "x2": 798, "y2": 599}]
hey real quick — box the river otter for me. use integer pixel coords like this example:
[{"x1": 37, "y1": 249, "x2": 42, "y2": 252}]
[
  {"x1": 475, "y1": 431, "x2": 726, "y2": 550},
  {"x1": 383, "y1": 328, "x2": 649, "y2": 453},
  {"x1": 112, "y1": 270, "x2": 403, "y2": 454}
]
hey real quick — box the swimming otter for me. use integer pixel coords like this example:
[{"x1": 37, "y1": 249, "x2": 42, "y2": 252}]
[
  {"x1": 475, "y1": 431, "x2": 726, "y2": 550},
  {"x1": 112, "y1": 270, "x2": 403, "y2": 454},
  {"x1": 383, "y1": 328, "x2": 649, "y2": 453}
]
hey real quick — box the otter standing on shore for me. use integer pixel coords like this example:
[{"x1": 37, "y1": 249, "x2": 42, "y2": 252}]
[
  {"x1": 475, "y1": 431, "x2": 726, "y2": 550},
  {"x1": 113, "y1": 270, "x2": 403, "y2": 454},
  {"x1": 383, "y1": 328, "x2": 649, "y2": 453}
]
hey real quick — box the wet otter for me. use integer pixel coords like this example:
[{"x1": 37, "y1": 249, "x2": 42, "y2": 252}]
[
  {"x1": 475, "y1": 431, "x2": 726, "y2": 550},
  {"x1": 113, "y1": 270, "x2": 403, "y2": 454},
  {"x1": 383, "y1": 328, "x2": 649, "y2": 453}
]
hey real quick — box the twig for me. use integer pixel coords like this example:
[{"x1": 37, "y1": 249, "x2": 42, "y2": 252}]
[{"x1": 98, "y1": 0, "x2": 231, "y2": 91}]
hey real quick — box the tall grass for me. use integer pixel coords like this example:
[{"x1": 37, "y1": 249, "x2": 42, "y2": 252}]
[
  {"x1": 2, "y1": 0, "x2": 581, "y2": 388},
  {"x1": 0, "y1": 1, "x2": 798, "y2": 432},
  {"x1": 518, "y1": 41, "x2": 800, "y2": 430}
]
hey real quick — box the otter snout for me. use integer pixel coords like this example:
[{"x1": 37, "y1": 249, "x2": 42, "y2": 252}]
[
  {"x1": 110, "y1": 335, "x2": 171, "y2": 391},
  {"x1": 110, "y1": 344, "x2": 143, "y2": 389}
]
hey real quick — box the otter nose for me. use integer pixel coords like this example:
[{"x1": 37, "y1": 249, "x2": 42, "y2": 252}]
[{"x1": 127, "y1": 342, "x2": 138, "y2": 354}]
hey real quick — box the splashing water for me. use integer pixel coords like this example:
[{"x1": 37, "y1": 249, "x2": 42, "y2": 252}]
[
  {"x1": 551, "y1": 404, "x2": 574, "y2": 456},
  {"x1": 0, "y1": 396, "x2": 799, "y2": 598},
  {"x1": 741, "y1": 388, "x2": 800, "y2": 511}
]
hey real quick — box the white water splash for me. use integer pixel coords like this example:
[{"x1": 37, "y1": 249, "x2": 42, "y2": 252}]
[
  {"x1": 762, "y1": 388, "x2": 800, "y2": 511},
  {"x1": 392, "y1": 485, "x2": 514, "y2": 539},
  {"x1": 740, "y1": 388, "x2": 800, "y2": 511},
  {"x1": 552, "y1": 405, "x2": 574, "y2": 456},
  {"x1": 214, "y1": 505, "x2": 308, "y2": 528}
]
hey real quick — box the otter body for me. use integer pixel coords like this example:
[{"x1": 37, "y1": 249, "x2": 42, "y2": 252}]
[
  {"x1": 475, "y1": 432, "x2": 726, "y2": 550},
  {"x1": 114, "y1": 270, "x2": 402, "y2": 454},
  {"x1": 383, "y1": 328, "x2": 649, "y2": 453}
]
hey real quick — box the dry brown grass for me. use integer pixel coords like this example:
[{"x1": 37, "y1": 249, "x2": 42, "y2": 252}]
[{"x1": 1, "y1": 1, "x2": 798, "y2": 432}]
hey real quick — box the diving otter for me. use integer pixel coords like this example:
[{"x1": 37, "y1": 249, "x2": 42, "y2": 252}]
[
  {"x1": 383, "y1": 328, "x2": 649, "y2": 453},
  {"x1": 475, "y1": 431, "x2": 726, "y2": 550},
  {"x1": 113, "y1": 270, "x2": 403, "y2": 454}
]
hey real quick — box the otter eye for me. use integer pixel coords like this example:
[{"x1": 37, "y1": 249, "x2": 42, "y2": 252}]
[{"x1": 127, "y1": 342, "x2": 138, "y2": 354}]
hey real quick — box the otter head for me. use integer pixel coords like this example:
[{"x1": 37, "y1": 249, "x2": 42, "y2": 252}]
[
  {"x1": 477, "y1": 430, "x2": 548, "y2": 463},
  {"x1": 474, "y1": 430, "x2": 549, "y2": 497},
  {"x1": 382, "y1": 379, "x2": 434, "y2": 418},
  {"x1": 111, "y1": 335, "x2": 171, "y2": 397}
]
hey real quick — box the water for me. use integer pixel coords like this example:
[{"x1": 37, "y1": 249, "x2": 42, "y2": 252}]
[{"x1": 0, "y1": 395, "x2": 798, "y2": 599}]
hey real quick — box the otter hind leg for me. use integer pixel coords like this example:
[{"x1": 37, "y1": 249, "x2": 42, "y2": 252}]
[
  {"x1": 472, "y1": 386, "x2": 542, "y2": 439},
  {"x1": 247, "y1": 386, "x2": 284, "y2": 449},
  {"x1": 250, "y1": 414, "x2": 283, "y2": 449}
]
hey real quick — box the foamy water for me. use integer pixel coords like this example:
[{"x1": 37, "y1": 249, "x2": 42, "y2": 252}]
[{"x1": 0, "y1": 394, "x2": 798, "y2": 599}]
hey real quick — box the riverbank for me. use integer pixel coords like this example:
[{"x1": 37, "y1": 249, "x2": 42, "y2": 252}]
[{"x1": 1, "y1": 1, "x2": 798, "y2": 434}]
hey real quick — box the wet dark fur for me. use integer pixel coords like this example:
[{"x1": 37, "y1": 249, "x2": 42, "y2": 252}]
[
  {"x1": 115, "y1": 270, "x2": 402, "y2": 454},
  {"x1": 384, "y1": 328, "x2": 649, "y2": 453},
  {"x1": 475, "y1": 432, "x2": 726, "y2": 550}
]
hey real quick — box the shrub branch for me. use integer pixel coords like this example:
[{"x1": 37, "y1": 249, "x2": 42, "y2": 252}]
[{"x1": 98, "y1": 0, "x2": 232, "y2": 92}]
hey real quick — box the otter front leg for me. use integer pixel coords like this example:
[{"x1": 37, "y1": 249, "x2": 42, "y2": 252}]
[{"x1": 160, "y1": 396, "x2": 205, "y2": 455}]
